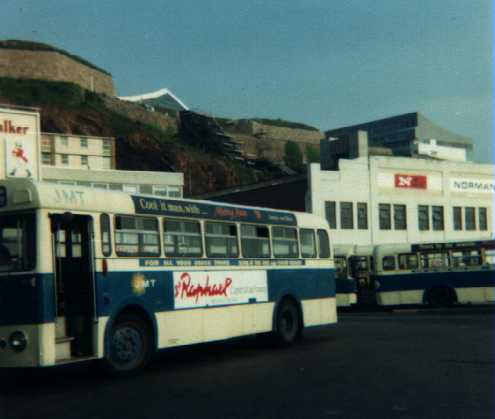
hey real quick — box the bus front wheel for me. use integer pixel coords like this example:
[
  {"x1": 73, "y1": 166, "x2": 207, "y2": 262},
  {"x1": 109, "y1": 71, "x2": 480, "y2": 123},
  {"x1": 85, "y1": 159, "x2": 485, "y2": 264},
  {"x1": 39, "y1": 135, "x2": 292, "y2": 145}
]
[
  {"x1": 103, "y1": 313, "x2": 153, "y2": 375},
  {"x1": 275, "y1": 299, "x2": 302, "y2": 345}
]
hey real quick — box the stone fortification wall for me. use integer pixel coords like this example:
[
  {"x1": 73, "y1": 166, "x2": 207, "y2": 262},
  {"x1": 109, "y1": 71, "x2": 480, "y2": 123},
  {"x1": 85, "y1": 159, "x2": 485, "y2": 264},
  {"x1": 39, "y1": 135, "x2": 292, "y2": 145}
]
[
  {"x1": 233, "y1": 120, "x2": 323, "y2": 144},
  {"x1": 225, "y1": 120, "x2": 323, "y2": 162},
  {"x1": 0, "y1": 49, "x2": 115, "y2": 95}
]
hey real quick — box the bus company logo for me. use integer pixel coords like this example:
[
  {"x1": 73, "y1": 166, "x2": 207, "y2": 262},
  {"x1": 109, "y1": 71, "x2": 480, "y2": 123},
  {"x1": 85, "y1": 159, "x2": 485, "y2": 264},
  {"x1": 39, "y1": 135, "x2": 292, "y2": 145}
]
[
  {"x1": 394, "y1": 174, "x2": 427, "y2": 189},
  {"x1": 174, "y1": 272, "x2": 232, "y2": 303},
  {"x1": 131, "y1": 273, "x2": 156, "y2": 296}
]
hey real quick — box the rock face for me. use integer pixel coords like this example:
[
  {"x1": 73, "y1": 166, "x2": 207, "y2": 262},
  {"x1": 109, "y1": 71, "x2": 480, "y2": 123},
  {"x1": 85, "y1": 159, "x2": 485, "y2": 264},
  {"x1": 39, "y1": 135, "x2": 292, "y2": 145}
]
[{"x1": 0, "y1": 40, "x2": 115, "y2": 96}]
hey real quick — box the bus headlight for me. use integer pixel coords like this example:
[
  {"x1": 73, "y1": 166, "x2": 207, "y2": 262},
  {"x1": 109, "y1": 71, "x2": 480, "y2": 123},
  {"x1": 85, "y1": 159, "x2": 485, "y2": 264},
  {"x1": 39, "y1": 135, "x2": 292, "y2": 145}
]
[{"x1": 9, "y1": 331, "x2": 27, "y2": 352}]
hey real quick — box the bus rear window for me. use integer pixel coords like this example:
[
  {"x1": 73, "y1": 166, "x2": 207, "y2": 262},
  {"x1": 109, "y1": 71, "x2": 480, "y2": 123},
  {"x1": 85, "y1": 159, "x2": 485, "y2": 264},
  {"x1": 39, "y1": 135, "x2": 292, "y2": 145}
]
[
  {"x1": 317, "y1": 229, "x2": 331, "y2": 258},
  {"x1": 0, "y1": 214, "x2": 35, "y2": 272}
]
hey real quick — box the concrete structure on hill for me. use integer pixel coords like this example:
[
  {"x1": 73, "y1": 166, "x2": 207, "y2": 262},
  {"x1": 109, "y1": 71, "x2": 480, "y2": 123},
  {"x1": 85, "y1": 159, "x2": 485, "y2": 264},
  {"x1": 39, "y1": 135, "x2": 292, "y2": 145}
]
[{"x1": 0, "y1": 40, "x2": 115, "y2": 95}]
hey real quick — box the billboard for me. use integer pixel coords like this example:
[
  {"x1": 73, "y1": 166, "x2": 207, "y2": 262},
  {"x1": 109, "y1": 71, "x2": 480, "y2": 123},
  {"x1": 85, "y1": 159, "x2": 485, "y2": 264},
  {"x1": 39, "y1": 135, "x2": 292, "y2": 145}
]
[{"x1": 0, "y1": 108, "x2": 40, "y2": 180}]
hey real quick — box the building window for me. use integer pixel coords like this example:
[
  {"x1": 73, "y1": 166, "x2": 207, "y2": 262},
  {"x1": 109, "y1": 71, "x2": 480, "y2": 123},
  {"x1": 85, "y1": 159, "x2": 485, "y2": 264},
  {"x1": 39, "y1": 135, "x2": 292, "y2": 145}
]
[
  {"x1": 168, "y1": 186, "x2": 181, "y2": 198},
  {"x1": 80, "y1": 137, "x2": 88, "y2": 148},
  {"x1": 41, "y1": 152, "x2": 52, "y2": 165},
  {"x1": 325, "y1": 201, "x2": 337, "y2": 229},
  {"x1": 340, "y1": 202, "x2": 353, "y2": 229},
  {"x1": 102, "y1": 157, "x2": 112, "y2": 170},
  {"x1": 465, "y1": 207, "x2": 476, "y2": 230},
  {"x1": 393, "y1": 204, "x2": 407, "y2": 230},
  {"x1": 81, "y1": 155, "x2": 88, "y2": 166},
  {"x1": 379, "y1": 204, "x2": 391, "y2": 230},
  {"x1": 123, "y1": 184, "x2": 139, "y2": 193},
  {"x1": 152, "y1": 186, "x2": 168, "y2": 197},
  {"x1": 103, "y1": 139, "x2": 112, "y2": 156},
  {"x1": 479, "y1": 208, "x2": 488, "y2": 231},
  {"x1": 60, "y1": 137, "x2": 68, "y2": 147},
  {"x1": 432, "y1": 206, "x2": 444, "y2": 231},
  {"x1": 61, "y1": 154, "x2": 69, "y2": 165},
  {"x1": 453, "y1": 207, "x2": 462, "y2": 231},
  {"x1": 418, "y1": 205, "x2": 429, "y2": 231},
  {"x1": 357, "y1": 203, "x2": 368, "y2": 230}
]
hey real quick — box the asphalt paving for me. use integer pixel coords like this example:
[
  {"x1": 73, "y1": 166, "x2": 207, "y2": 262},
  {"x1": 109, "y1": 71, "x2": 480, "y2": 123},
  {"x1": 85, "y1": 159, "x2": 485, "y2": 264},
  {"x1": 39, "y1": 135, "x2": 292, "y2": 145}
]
[{"x1": 1, "y1": 307, "x2": 493, "y2": 419}]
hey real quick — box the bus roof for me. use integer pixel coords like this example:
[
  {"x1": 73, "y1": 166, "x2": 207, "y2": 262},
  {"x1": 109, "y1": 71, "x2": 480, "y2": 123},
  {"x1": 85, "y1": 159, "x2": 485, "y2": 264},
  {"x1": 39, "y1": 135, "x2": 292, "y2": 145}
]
[{"x1": 0, "y1": 179, "x2": 328, "y2": 228}]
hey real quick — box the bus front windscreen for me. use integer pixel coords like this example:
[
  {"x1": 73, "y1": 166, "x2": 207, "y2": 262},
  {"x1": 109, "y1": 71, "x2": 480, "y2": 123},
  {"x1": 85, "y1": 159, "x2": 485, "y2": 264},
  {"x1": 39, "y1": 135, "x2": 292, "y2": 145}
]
[{"x1": 0, "y1": 213, "x2": 35, "y2": 272}]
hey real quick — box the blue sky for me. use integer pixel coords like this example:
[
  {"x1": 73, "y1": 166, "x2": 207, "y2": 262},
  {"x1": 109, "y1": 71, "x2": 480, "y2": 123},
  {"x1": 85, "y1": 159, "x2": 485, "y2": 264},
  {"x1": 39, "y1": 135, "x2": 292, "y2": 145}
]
[{"x1": 2, "y1": 0, "x2": 493, "y2": 162}]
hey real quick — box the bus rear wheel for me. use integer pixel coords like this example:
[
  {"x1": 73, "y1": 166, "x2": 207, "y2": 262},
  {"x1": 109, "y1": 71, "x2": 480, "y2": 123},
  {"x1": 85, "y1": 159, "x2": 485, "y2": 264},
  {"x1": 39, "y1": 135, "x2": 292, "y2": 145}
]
[
  {"x1": 428, "y1": 287, "x2": 455, "y2": 308},
  {"x1": 275, "y1": 299, "x2": 302, "y2": 345},
  {"x1": 103, "y1": 313, "x2": 153, "y2": 375}
]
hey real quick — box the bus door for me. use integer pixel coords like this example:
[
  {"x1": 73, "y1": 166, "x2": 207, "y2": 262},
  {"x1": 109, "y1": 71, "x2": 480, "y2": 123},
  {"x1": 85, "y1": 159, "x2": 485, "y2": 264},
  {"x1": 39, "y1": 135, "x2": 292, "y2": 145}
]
[
  {"x1": 51, "y1": 214, "x2": 96, "y2": 358},
  {"x1": 349, "y1": 256, "x2": 376, "y2": 304}
]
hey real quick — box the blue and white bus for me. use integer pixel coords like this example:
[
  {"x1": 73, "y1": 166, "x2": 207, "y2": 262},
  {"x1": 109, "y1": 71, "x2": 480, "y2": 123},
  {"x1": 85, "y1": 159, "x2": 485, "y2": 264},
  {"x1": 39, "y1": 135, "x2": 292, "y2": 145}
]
[
  {"x1": 333, "y1": 245, "x2": 357, "y2": 307},
  {"x1": 373, "y1": 240, "x2": 495, "y2": 307},
  {"x1": 0, "y1": 179, "x2": 337, "y2": 373}
]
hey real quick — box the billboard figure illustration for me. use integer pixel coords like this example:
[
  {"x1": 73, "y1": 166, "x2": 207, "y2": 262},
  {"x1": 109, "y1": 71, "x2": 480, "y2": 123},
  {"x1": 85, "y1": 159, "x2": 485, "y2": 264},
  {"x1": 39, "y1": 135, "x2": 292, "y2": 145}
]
[{"x1": 10, "y1": 142, "x2": 32, "y2": 177}]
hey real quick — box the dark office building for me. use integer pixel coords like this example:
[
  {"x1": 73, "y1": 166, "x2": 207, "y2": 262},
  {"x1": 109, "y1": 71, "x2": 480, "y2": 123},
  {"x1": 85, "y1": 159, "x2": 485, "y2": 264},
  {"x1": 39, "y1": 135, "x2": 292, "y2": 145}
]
[{"x1": 326, "y1": 112, "x2": 473, "y2": 159}]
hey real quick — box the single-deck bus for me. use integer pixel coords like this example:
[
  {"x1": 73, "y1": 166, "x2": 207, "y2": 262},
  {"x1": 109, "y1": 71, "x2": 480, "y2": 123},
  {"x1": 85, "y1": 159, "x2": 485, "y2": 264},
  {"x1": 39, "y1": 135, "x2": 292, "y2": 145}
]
[
  {"x1": 0, "y1": 179, "x2": 337, "y2": 373},
  {"x1": 373, "y1": 240, "x2": 495, "y2": 307}
]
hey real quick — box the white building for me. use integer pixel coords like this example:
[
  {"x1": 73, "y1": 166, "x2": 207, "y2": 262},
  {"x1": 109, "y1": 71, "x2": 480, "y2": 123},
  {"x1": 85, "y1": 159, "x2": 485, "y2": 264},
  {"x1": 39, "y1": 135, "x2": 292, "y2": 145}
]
[
  {"x1": 307, "y1": 155, "x2": 494, "y2": 247},
  {"x1": 41, "y1": 133, "x2": 115, "y2": 170}
]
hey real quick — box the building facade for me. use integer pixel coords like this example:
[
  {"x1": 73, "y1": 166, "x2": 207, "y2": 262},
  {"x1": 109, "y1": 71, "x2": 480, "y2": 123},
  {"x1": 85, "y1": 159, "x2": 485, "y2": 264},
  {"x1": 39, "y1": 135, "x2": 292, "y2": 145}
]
[
  {"x1": 307, "y1": 156, "x2": 494, "y2": 247},
  {"x1": 41, "y1": 133, "x2": 115, "y2": 170}
]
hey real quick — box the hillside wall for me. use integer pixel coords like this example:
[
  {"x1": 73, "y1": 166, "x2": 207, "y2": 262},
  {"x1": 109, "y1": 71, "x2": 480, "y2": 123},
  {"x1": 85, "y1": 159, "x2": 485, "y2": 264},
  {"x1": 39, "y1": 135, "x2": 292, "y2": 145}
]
[{"x1": 0, "y1": 49, "x2": 115, "y2": 95}]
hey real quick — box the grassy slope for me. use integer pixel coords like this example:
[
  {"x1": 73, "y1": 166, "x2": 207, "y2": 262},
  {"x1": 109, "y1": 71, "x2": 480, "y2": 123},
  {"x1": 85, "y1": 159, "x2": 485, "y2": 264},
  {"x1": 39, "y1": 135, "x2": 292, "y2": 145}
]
[{"x1": 0, "y1": 77, "x2": 260, "y2": 195}]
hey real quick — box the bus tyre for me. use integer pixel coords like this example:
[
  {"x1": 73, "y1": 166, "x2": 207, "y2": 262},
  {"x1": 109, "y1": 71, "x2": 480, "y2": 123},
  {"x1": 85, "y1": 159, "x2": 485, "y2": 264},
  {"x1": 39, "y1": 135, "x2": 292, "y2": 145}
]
[
  {"x1": 103, "y1": 313, "x2": 152, "y2": 375},
  {"x1": 275, "y1": 299, "x2": 301, "y2": 345},
  {"x1": 428, "y1": 287, "x2": 455, "y2": 308}
]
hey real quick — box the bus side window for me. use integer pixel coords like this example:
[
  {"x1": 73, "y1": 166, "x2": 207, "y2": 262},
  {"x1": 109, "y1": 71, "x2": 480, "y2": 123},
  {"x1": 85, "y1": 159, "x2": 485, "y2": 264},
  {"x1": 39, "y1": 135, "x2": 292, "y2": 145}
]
[
  {"x1": 272, "y1": 226, "x2": 298, "y2": 258},
  {"x1": 485, "y1": 249, "x2": 495, "y2": 265},
  {"x1": 100, "y1": 213, "x2": 112, "y2": 257},
  {"x1": 115, "y1": 215, "x2": 160, "y2": 257},
  {"x1": 464, "y1": 250, "x2": 481, "y2": 266},
  {"x1": 163, "y1": 219, "x2": 203, "y2": 257},
  {"x1": 399, "y1": 253, "x2": 418, "y2": 270},
  {"x1": 241, "y1": 224, "x2": 271, "y2": 258},
  {"x1": 423, "y1": 252, "x2": 448, "y2": 269},
  {"x1": 205, "y1": 222, "x2": 238, "y2": 258},
  {"x1": 317, "y1": 229, "x2": 331, "y2": 258},
  {"x1": 382, "y1": 256, "x2": 396, "y2": 271},
  {"x1": 300, "y1": 229, "x2": 317, "y2": 258}
]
